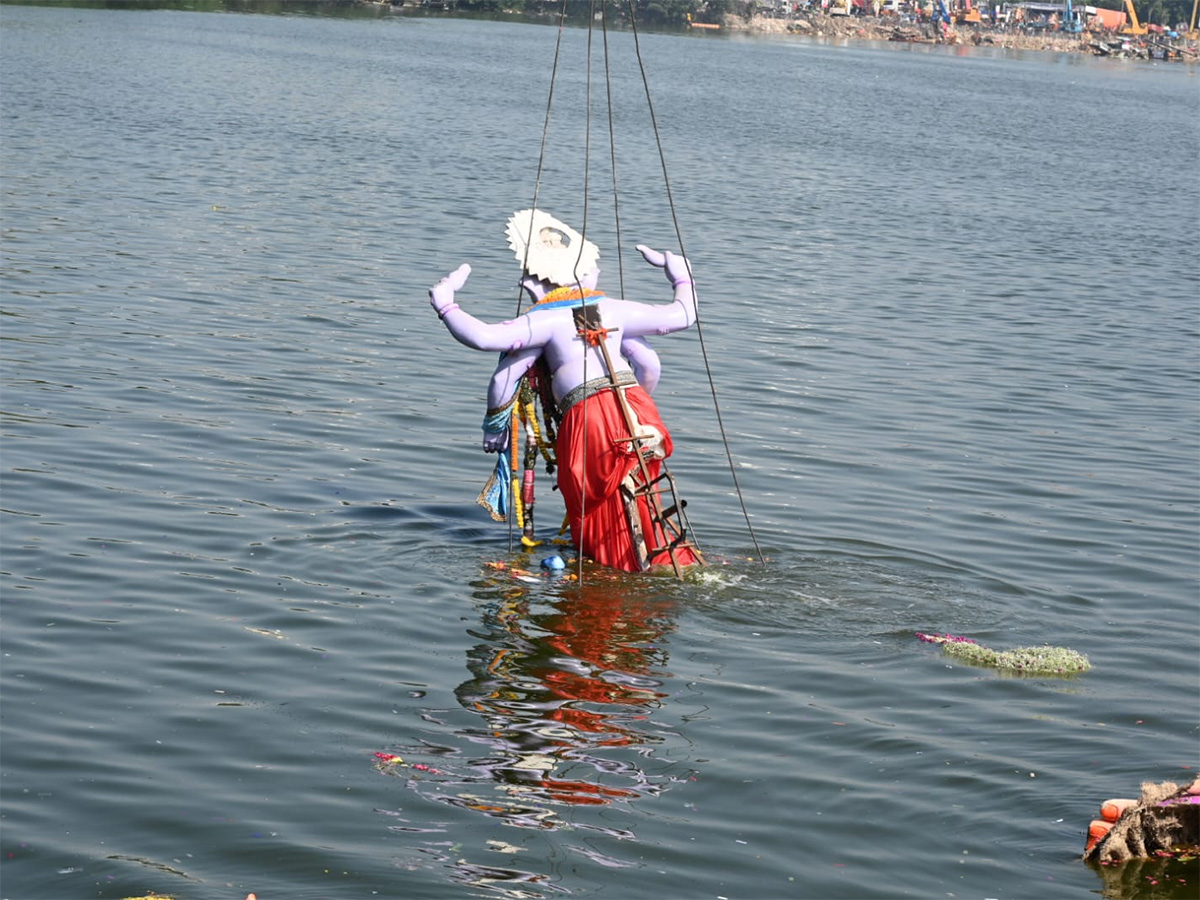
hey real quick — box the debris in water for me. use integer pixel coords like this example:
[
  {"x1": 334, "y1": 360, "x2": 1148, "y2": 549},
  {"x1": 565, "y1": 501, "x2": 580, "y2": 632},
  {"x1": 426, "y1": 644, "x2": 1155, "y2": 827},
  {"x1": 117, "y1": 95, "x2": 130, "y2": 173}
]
[{"x1": 915, "y1": 632, "x2": 1090, "y2": 676}]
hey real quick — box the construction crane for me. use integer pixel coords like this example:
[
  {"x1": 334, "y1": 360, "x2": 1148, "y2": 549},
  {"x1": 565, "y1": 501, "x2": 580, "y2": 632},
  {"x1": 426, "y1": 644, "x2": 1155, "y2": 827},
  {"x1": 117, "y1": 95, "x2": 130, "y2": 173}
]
[
  {"x1": 1061, "y1": 0, "x2": 1084, "y2": 32},
  {"x1": 1121, "y1": 0, "x2": 1147, "y2": 34}
]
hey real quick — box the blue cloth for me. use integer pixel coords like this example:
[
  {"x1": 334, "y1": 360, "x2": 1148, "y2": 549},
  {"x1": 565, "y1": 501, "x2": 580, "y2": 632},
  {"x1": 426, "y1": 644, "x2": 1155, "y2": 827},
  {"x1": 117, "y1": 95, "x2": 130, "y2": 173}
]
[
  {"x1": 476, "y1": 453, "x2": 512, "y2": 523},
  {"x1": 483, "y1": 401, "x2": 513, "y2": 435}
]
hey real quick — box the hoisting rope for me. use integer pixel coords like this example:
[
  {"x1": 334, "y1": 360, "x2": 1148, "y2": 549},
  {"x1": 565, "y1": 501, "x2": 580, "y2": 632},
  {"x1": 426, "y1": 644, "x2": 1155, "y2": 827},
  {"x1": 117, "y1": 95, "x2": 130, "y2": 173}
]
[
  {"x1": 502, "y1": 2, "x2": 569, "y2": 555},
  {"x1": 623, "y1": 0, "x2": 766, "y2": 566},
  {"x1": 502, "y1": 0, "x2": 766, "y2": 569}
]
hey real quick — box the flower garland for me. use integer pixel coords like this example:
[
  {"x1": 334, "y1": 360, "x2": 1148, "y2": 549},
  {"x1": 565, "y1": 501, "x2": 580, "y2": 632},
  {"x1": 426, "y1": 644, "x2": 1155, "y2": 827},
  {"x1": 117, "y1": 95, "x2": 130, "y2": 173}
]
[
  {"x1": 532, "y1": 286, "x2": 605, "y2": 308},
  {"x1": 916, "y1": 632, "x2": 1091, "y2": 676}
]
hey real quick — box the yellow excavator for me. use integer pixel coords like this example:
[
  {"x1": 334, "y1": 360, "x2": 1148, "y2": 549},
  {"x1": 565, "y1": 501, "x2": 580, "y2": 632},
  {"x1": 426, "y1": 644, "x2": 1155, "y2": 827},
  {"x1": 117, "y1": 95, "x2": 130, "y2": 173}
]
[
  {"x1": 1121, "y1": 0, "x2": 1147, "y2": 34},
  {"x1": 1188, "y1": 0, "x2": 1198, "y2": 39}
]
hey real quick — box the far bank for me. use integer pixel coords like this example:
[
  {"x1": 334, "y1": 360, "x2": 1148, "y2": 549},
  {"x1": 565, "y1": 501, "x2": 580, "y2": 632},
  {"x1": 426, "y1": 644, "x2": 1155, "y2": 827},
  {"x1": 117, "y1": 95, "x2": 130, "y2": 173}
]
[{"x1": 720, "y1": 11, "x2": 1198, "y2": 60}]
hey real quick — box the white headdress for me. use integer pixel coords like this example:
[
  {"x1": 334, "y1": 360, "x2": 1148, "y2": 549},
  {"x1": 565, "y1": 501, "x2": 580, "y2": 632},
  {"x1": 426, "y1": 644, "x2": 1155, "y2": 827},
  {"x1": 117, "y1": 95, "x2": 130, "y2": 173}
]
[{"x1": 505, "y1": 209, "x2": 600, "y2": 288}]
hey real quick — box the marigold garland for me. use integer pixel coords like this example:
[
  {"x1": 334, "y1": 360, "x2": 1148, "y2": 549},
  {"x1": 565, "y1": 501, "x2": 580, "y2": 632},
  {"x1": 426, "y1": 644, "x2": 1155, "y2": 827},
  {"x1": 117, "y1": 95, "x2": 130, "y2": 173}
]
[{"x1": 534, "y1": 286, "x2": 604, "y2": 306}]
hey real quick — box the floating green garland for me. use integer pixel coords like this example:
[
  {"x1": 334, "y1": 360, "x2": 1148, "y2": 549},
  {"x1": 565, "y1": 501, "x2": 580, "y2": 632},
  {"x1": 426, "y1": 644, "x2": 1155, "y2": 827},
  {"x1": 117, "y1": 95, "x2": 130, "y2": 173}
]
[{"x1": 916, "y1": 632, "x2": 1091, "y2": 676}]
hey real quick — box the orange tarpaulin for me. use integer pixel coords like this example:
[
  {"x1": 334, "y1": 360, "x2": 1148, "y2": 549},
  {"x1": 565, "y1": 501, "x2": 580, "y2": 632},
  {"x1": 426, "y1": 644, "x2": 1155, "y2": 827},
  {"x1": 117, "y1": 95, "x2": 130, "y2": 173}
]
[{"x1": 1089, "y1": 7, "x2": 1127, "y2": 29}]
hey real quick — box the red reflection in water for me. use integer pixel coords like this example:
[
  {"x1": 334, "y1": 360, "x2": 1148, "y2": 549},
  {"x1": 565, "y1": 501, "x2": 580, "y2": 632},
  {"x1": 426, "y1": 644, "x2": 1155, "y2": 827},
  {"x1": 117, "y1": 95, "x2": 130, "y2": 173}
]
[
  {"x1": 456, "y1": 579, "x2": 677, "y2": 814},
  {"x1": 383, "y1": 572, "x2": 688, "y2": 834}
]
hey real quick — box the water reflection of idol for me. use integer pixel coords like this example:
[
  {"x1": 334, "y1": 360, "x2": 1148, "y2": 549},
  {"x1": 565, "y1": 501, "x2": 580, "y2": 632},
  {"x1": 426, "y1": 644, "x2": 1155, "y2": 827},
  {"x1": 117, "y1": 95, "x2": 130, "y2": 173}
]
[{"x1": 442, "y1": 577, "x2": 688, "y2": 830}]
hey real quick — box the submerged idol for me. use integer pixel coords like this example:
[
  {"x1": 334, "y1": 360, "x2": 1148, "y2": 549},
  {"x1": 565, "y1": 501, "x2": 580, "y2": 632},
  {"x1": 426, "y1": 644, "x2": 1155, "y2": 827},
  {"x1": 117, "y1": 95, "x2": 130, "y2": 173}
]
[{"x1": 428, "y1": 209, "x2": 702, "y2": 573}]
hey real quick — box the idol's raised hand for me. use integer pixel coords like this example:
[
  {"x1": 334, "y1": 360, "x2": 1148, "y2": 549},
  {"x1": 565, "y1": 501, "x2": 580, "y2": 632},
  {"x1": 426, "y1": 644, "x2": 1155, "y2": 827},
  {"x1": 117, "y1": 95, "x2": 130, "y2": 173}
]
[
  {"x1": 429, "y1": 264, "x2": 471, "y2": 316},
  {"x1": 637, "y1": 245, "x2": 693, "y2": 288}
]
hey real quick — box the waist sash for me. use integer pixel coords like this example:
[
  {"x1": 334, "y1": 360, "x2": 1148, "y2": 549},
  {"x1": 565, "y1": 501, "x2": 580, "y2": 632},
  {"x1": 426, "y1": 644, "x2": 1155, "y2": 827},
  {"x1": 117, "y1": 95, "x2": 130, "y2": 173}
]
[{"x1": 558, "y1": 372, "x2": 638, "y2": 418}]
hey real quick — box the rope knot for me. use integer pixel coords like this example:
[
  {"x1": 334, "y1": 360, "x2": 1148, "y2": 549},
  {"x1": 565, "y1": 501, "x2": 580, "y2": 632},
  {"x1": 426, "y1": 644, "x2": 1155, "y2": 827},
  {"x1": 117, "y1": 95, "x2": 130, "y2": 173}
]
[{"x1": 578, "y1": 325, "x2": 611, "y2": 347}]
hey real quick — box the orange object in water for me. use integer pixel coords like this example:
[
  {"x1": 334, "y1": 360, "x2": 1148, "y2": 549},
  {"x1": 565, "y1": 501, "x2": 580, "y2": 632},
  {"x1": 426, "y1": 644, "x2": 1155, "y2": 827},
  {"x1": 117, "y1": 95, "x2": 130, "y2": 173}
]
[
  {"x1": 1085, "y1": 818, "x2": 1113, "y2": 852},
  {"x1": 1100, "y1": 798, "x2": 1137, "y2": 822}
]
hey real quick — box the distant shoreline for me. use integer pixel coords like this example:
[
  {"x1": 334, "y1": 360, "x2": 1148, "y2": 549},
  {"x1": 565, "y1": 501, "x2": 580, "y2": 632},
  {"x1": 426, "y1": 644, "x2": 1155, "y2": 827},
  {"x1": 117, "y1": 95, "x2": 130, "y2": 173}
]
[
  {"x1": 722, "y1": 11, "x2": 1199, "y2": 60},
  {"x1": 373, "y1": 3, "x2": 1198, "y2": 61},
  {"x1": 24, "y1": 0, "x2": 1186, "y2": 60}
]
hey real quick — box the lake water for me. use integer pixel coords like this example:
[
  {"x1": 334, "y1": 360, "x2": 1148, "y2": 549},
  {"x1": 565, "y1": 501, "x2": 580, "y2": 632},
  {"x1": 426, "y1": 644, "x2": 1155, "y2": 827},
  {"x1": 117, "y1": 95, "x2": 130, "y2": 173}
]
[{"x1": 2, "y1": 5, "x2": 1198, "y2": 899}]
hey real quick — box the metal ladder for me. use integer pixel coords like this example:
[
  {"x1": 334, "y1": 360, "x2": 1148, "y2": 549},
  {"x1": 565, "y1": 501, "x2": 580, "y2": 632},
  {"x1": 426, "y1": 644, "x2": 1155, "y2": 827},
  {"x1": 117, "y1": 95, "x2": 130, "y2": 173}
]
[{"x1": 620, "y1": 455, "x2": 703, "y2": 577}]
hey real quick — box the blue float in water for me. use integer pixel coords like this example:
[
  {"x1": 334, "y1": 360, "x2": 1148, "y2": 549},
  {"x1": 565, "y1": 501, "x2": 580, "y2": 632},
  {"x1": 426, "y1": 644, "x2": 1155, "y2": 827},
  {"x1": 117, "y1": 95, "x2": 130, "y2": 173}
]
[{"x1": 541, "y1": 554, "x2": 566, "y2": 571}]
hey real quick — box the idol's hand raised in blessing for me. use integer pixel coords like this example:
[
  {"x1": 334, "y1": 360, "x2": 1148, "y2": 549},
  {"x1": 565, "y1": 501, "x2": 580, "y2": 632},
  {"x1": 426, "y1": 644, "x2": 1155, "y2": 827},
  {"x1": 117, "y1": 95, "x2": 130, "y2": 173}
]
[
  {"x1": 637, "y1": 245, "x2": 692, "y2": 288},
  {"x1": 429, "y1": 264, "x2": 471, "y2": 315}
]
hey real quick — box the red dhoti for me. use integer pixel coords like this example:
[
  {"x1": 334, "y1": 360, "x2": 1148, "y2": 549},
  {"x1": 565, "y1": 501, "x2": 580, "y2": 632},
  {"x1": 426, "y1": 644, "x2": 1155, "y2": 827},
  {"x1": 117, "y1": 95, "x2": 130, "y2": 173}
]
[{"x1": 557, "y1": 381, "x2": 699, "y2": 573}]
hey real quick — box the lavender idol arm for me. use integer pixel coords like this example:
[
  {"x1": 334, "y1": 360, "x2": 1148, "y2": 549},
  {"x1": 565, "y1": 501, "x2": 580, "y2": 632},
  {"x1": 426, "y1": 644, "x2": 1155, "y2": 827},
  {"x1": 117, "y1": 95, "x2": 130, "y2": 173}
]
[
  {"x1": 620, "y1": 337, "x2": 661, "y2": 394},
  {"x1": 482, "y1": 337, "x2": 659, "y2": 454},
  {"x1": 429, "y1": 264, "x2": 553, "y2": 353},
  {"x1": 616, "y1": 245, "x2": 697, "y2": 338},
  {"x1": 481, "y1": 347, "x2": 540, "y2": 453},
  {"x1": 430, "y1": 244, "x2": 694, "y2": 449}
]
